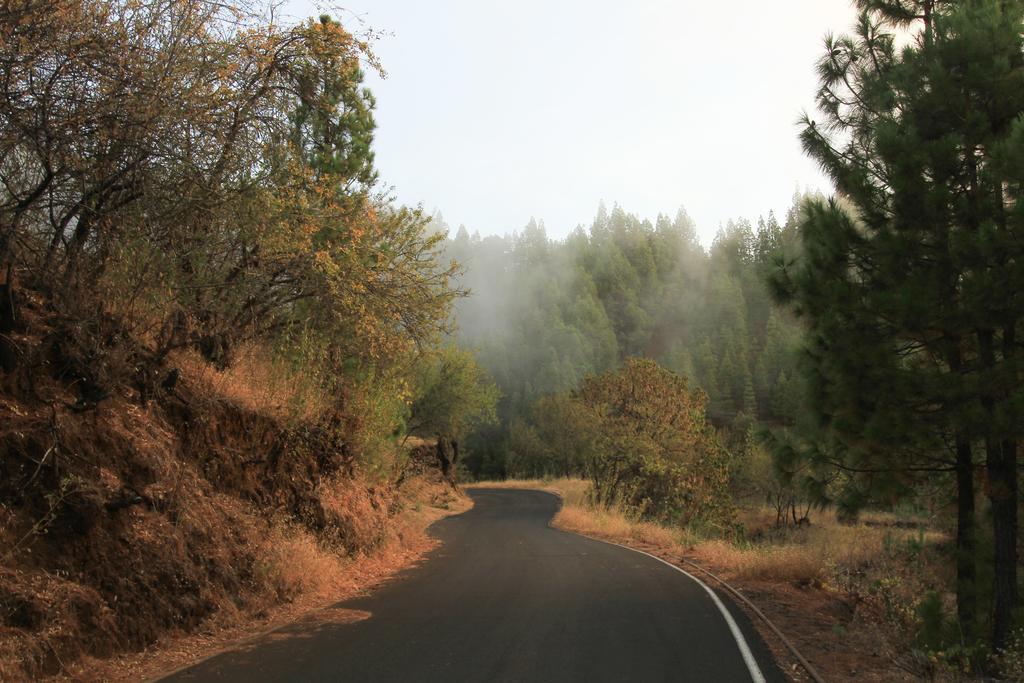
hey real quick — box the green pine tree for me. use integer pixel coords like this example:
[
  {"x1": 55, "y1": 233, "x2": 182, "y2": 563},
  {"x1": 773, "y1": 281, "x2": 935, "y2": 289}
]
[{"x1": 773, "y1": 0, "x2": 1024, "y2": 652}]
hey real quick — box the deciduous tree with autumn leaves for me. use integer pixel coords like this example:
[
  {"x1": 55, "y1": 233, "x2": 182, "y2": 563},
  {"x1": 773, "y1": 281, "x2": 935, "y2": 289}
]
[
  {"x1": 572, "y1": 359, "x2": 734, "y2": 528},
  {"x1": 0, "y1": 1, "x2": 465, "y2": 446}
]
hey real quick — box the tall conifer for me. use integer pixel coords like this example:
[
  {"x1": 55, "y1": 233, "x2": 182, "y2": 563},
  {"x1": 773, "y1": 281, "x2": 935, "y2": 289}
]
[{"x1": 774, "y1": 0, "x2": 1024, "y2": 650}]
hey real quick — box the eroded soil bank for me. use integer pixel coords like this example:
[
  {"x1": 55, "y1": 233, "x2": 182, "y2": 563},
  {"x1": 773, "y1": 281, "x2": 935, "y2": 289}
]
[{"x1": 0, "y1": 289, "x2": 463, "y2": 681}]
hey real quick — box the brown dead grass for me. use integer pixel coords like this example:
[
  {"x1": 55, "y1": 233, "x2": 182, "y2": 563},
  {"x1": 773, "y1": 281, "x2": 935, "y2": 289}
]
[
  {"x1": 259, "y1": 522, "x2": 349, "y2": 602},
  {"x1": 695, "y1": 540, "x2": 824, "y2": 584},
  {"x1": 556, "y1": 503, "x2": 684, "y2": 549},
  {"x1": 0, "y1": 296, "x2": 470, "y2": 682},
  {"x1": 61, "y1": 478, "x2": 470, "y2": 683},
  {"x1": 170, "y1": 345, "x2": 330, "y2": 423}
]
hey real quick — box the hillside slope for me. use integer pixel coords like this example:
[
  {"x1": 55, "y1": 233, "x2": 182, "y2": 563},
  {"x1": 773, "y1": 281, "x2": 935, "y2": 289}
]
[{"x1": 0, "y1": 286, "x2": 460, "y2": 681}]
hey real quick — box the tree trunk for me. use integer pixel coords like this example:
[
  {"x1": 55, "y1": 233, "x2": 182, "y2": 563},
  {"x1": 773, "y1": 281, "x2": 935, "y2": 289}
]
[
  {"x1": 0, "y1": 266, "x2": 16, "y2": 373},
  {"x1": 980, "y1": 327, "x2": 1018, "y2": 650},
  {"x1": 948, "y1": 344, "x2": 978, "y2": 643},
  {"x1": 435, "y1": 435, "x2": 458, "y2": 485},
  {"x1": 992, "y1": 323, "x2": 1019, "y2": 650},
  {"x1": 988, "y1": 436, "x2": 1017, "y2": 651},
  {"x1": 62, "y1": 212, "x2": 93, "y2": 288},
  {"x1": 955, "y1": 434, "x2": 977, "y2": 642}
]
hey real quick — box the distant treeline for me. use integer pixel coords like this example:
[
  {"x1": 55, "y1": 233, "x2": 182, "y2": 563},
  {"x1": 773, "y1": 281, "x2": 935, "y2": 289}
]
[{"x1": 442, "y1": 198, "x2": 807, "y2": 478}]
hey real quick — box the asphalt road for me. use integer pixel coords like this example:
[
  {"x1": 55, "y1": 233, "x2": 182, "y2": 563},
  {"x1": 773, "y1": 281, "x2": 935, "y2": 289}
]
[{"x1": 162, "y1": 488, "x2": 785, "y2": 682}]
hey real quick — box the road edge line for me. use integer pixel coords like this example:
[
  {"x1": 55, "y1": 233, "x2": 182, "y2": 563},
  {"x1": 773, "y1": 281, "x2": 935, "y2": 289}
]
[
  {"x1": 578, "y1": 533, "x2": 767, "y2": 683},
  {"x1": 677, "y1": 557, "x2": 827, "y2": 683}
]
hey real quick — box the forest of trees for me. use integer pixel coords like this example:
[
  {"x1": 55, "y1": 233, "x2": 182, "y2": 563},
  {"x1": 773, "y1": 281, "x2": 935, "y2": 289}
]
[{"x1": 442, "y1": 199, "x2": 806, "y2": 479}]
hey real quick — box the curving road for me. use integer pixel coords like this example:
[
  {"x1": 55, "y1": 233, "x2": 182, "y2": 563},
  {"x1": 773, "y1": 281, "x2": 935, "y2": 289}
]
[{"x1": 162, "y1": 488, "x2": 785, "y2": 682}]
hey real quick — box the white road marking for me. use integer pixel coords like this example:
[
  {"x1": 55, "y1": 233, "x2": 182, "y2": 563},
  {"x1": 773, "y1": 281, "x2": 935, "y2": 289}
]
[{"x1": 586, "y1": 537, "x2": 767, "y2": 683}]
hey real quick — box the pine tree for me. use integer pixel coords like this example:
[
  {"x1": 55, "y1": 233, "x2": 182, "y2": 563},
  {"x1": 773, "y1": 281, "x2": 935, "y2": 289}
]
[
  {"x1": 774, "y1": 0, "x2": 1024, "y2": 650},
  {"x1": 741, "y1": 372, "x2": 758, "y2": 419}
]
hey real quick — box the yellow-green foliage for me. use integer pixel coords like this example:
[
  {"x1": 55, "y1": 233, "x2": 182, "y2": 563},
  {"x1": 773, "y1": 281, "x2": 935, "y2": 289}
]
[
  {"x1": 0, "y1": 1, "x2": 461, "y2": 472},
  {"x1": 576, "y1": 359, "x2": 734, "y2": 528},
  {"x1": 408, "y1": 347, "x2": 499, "y2": 441}
]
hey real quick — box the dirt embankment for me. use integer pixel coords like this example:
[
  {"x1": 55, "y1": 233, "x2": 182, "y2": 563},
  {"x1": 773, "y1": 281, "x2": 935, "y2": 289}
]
[{"x1": 0, "y1": 291, "x2": 462, "y2": 681}]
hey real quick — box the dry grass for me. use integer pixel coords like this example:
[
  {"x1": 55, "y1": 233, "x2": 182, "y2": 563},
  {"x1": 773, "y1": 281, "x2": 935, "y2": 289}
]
[
  {"x1": 556, "y1": 504, "x2": 686, "y2": 549},
  {"x1": 260, "y1": 523, "x2": 347, "y2": 601},
  {"x1": 475, "y1": 478, "x2": 946, "y2": 587},
  {"x1": 67, "y1": 476, "x2": 470, "y2": 683},
  {"x1": 695, "y1": 540, "x2": 823, "y2": 583},
  {"x1": 317, "y1": 474, "x2": 391, "y2": 553},
  {"x1": 258, "y1": 477, "x2": 472, "y2": 605},
  {"x1": 694, "y1": 526, "x2": 860, "y2": 585},
  {"x1": 473, "y1": 478, "x2": 690, "y2": 550},
  {"x1": 723, "y1": 507, "x2": 947, "y2": 585},
  {"x1": 171, "y1": 344, "x2": 330, "y2": 422}
]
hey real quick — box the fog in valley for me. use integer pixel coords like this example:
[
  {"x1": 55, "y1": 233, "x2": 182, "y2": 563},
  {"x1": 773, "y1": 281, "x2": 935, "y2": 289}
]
[{"x1": 437, "y1": 199, "x2": 806, "y2": 478}]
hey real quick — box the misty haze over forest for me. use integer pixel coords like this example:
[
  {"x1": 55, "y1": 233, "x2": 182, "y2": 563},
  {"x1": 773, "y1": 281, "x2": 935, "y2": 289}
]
[{"x1": 437, "y1": 197, "x2": 807, "y2": 478}]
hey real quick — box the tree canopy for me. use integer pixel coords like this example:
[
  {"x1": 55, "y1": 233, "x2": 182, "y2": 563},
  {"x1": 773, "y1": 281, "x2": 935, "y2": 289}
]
[
  {"x1": 408, "y1": 346, "x2": 499, "y2": 442},
  {"x1": 444, "y1": 201, "x2": 807, "y2": 479}
]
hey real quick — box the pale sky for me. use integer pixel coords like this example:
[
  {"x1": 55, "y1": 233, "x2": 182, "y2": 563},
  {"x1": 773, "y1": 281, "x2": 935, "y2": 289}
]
[{"x1": 286, "y1": 1, "x2": 861, "y2": 244}]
